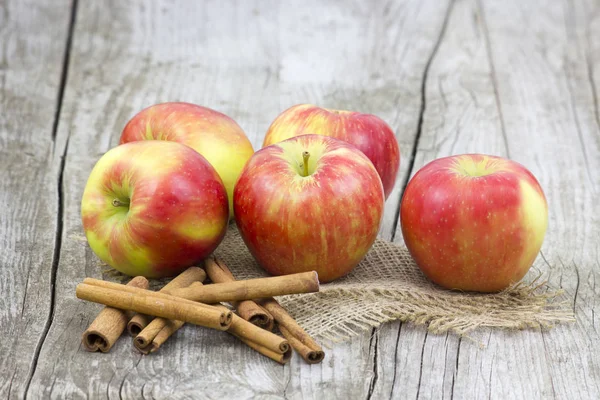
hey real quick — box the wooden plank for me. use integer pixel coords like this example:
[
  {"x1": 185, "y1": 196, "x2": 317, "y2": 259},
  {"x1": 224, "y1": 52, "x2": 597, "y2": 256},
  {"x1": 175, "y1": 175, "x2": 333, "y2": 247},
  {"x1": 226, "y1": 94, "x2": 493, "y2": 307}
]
[
  {"x1": 378, "y1": 0, "x2": 600, "y2": 398},
  {"x1": 456, "y1": 0, "x2": 600, "y2": 396},
  {"x1": 371, "y1": 0, "x2": 511, "y2": 397},
  {"x1": 25, "y1": 0, "x2": 450, "y2": 398},
  {"x1": 467, "y1": 0, "x2": 600, "y2": 397},
  {"x1": 0, "y1": 0, "x2": 73, "y2": 398}
]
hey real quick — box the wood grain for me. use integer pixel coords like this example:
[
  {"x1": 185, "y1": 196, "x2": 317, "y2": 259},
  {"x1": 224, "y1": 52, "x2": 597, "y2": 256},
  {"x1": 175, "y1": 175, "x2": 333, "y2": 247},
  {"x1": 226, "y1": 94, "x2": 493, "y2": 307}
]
[
  {"x1": 373, "y1": 0, "x2": 511, "y2": 397},
  {"x1": 3, "y1": 0, "x2": 599, "y2": 398},
  {"x1": 21, "y1": 0, "x2": 453, "y2": 398},
  {"x1": 0, "y1": 0, "x2": 72, "y2": 398},
  {"x1": 379, "y1": 0, "x2": 600, "y2": 398},
  {"x1": 21, "y1": 1, "x2": 454, "y2": 397},
  {"x1": 464, "y1": 0, "x2": 600, "y2": 398}
]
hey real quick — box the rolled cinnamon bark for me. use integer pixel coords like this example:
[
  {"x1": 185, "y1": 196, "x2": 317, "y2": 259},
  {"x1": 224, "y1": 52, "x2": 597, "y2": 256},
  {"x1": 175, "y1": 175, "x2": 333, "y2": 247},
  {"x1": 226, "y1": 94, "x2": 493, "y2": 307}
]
[
  {"x1": 215, "y1": 305, "x2": 289, "y2": 354},
  {"x1": 137, "y1": 306, "x2": 292, "y2": 363},
  {"x1": 134, "y1": 279, "x2": 212, "y2": 354},
  {"x1": 82, "y1": 276, "x2": 149, "y2": 352},
  {"x1": 133, "y1": 319, "x2": 185, "y2": 354},
  {"x1": 205, "y1": 258, "x2": 274, "y2": 330},
  {"x1": 127, "y1": 267, "x2": 206, "y2": 336},
  {"x1": 278, "y1": 325, "x2": 324, "y2": 364},
  {"x1": 76, "y1": 283, "x2": 232, "y2": 330},
  {"x1": 148, "y1": 320, "x2": 185, "y2": 353},
  {"x1": 133, "y1": 316, "x2": 173, "y2": 352},
  {"x1": 132, "y1": 282, "x2": 290, "y2": 360},
  {"x1": 170, "y1": 271, "x2": 320, "y2": 302},
  {"x1": 260, "y1": 298, "x2": 325, "y2": 364},
  {"x1": 83, "y1": 278, "x2": 216, "y2": 311},
  {"x1": 84, "y1": 272, "x2": 319, "y2": 304},
  {"x1": 231, "y1": 333, "x2": 292, "y2": 364},
  {"x1": 135, "y1": 289, "x2": 289, "y2": 356}
]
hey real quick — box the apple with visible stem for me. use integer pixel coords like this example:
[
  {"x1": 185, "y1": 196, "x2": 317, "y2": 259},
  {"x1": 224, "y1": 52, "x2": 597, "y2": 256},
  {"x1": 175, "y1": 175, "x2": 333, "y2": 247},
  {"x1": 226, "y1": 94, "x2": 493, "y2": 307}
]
[
  {"x1": 120, "y1": 102, "x2": 254, "y2": 217},
  {"x1": 400, "y1": 154, "x2": 548, "y2": 292},
  {"x1": 81, "y1": 141, "x2": 229, "y2": 278},
  {"x1": 234, "y1": 134, "x2": 385, "y2": 282},
  {"x1": 262, "y1": 104, "x2": 400, "y2": 199}
]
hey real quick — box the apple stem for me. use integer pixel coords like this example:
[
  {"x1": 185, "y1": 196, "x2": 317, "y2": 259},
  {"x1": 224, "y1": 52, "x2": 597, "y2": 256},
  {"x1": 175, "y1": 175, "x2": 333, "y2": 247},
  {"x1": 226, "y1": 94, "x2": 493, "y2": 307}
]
[
  {"x1": 112, "y1": 198, "x2": 129, "y2": 208},
  {"x1": 302, "y1": 151, "x2": 310, "y2": 177}
]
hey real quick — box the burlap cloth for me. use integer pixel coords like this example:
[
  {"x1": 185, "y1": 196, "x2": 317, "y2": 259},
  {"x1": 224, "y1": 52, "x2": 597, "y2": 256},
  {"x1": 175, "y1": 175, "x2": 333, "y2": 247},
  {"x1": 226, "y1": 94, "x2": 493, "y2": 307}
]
[{"x1": 212, "y1": 226, "x2": 575, "y2": 342}]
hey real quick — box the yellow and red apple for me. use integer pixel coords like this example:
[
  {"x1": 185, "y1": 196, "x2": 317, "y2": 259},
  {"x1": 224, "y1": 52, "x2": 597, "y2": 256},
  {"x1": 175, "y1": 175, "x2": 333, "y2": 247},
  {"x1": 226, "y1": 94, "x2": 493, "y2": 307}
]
[
  {"x1": 120, "y1": 102, "x2": 254, "y2": 216},
  {"x1": 234, "y1": 134, "x2": 385, "y2": 282},
  {"x1": 263, "y1": 104, "x2": 400, "y2": 199},
  {"x1": 400, "y1": 154, "x2": 548, "y2": 292},
  {"x1": 81, "y1": 141, "x2": 229, "y2": 278}
]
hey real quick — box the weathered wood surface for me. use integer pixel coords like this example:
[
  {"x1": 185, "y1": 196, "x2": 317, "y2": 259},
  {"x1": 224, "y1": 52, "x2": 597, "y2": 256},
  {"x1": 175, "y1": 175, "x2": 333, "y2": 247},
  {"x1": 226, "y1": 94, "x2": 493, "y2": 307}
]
[
  {"x1": 0, "y1": 0, "x2": 73, "y2": 398},
  {"x1": 0, "y1": 0, "x2": 598, "y2": 398}
]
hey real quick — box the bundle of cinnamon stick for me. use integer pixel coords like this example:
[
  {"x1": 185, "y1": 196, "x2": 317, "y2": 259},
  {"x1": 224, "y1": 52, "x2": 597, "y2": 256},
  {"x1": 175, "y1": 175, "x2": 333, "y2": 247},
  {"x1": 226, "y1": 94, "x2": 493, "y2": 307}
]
[{"x1": 78, "y1": 260, "x2": 324, "y2": 364}]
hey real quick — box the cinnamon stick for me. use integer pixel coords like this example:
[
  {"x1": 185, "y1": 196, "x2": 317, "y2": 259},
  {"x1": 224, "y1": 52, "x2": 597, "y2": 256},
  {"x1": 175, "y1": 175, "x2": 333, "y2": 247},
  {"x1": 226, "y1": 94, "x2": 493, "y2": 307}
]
[
  {"x1": 76, "y1": 283, "x2": 232, "y2": 330},
  {"x1": 231, "y1": 333, "x2": 292, "y2": 364},
  {"x1": 215, "y1": 305, "x2": 289, "y2": 354},
  {"x1": 133, "y1": 316, "x2": 176, "y2": 353},
  {"x1": 261, "y1": 298, "x2": 325, "y2": 364},
  {"x1": 134, "y1": 319, "x2": 185, "y2": 354},
  {"x1": 135, "y1": 284, "x2": 290, "y2": 361},
  {"x1": 82, "y1": 278, "x2": 218, "y2": 311},
  {"x1": 127, "y1": 267, "x2": 206, "y2": 336},
  {"x1": 82, "y1": 276, "x2": 149, "y2": 352},
  {"x1": 84, "y1": 272, "x2": 319, "y2": 304},
  {"x1": 133, "y1": 281, "x2": 213, "y2": 353},
  {"x1": 136, "y1": 283, "x2": 289, "y2": 356},
  {"x1": 141, "y1": 308, "x2": 292, "y2": 364},
  {"x1": 278, "y1": 325, "x2": 324, "y2": 364},
  {"x1": 170, "y1": 271, "x2": 320, "y2": 302},
  {"x1": 205, "y1": 258, "x2": 274, "y2": 330}
]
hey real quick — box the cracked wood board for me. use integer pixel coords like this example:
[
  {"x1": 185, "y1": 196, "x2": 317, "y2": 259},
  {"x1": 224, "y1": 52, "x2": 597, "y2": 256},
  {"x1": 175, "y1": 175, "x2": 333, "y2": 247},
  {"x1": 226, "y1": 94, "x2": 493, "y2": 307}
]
[
  {"x1": 0, "y1": 0, "x2": 73, "y2": 398},
  {"x1": 21, "y1": 0, "x2": 449, "y2": 398},
  {"x1": 1, "y1": 0, "x2": 598, "y2": 398},
  {"x1": 372, "y1": 0, "x2": 600, "y2": 398}
]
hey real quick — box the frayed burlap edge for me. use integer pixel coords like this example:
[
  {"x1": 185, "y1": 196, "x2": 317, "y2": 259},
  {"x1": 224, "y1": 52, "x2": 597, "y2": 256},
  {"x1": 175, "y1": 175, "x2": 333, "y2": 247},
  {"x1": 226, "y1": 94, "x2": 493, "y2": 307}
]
[
  {"x1": 214, "y1": 226, "x2": 575, "y2": 342},
  {"x1": 97, "y1": 226, "x2": 575, "y2": 343},
  {"x1": 275, "y1": 280, "x2": 574, "y2": 343}
]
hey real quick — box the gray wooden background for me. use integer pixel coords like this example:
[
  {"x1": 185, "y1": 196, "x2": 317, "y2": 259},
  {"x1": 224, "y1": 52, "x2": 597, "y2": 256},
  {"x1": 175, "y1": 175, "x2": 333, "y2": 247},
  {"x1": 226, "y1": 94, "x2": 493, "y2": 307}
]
[{"x1": 1, "y1": 0, "x2": 599, "y2": 398}]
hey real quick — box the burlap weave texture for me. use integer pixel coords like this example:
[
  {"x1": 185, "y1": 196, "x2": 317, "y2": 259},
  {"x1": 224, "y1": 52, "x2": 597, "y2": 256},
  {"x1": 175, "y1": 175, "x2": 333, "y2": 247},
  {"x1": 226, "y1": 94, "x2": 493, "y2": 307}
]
[{"x1": 214, "y1": 226, "x2": 574, "y2": 342}]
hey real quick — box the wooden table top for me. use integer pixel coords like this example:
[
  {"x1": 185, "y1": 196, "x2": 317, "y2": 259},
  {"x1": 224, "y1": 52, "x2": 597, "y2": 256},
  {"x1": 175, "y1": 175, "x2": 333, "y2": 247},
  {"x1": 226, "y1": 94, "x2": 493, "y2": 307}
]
[{"x1": 1, "y1": 0, "x2": 598, "y2": 398}]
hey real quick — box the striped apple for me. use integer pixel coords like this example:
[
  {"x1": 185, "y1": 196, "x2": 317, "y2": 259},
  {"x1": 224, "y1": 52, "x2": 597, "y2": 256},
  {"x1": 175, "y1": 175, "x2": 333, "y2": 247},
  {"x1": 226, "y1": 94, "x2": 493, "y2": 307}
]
[
  {"x1": 263, "y1": 104, "x2": 400, "y2": 199},
  {"x1": 120, "y1": 102, "x2": 254, "y2": 217},
  {"x1": 81, "y1": 141, "x2": 229, "y2": 278},
  {"x1": 400, "y1": 154, "x2": 548, "y2": 292},
  {"x1": 234, "y1": 134, "x2": 385, "y2": 282}
]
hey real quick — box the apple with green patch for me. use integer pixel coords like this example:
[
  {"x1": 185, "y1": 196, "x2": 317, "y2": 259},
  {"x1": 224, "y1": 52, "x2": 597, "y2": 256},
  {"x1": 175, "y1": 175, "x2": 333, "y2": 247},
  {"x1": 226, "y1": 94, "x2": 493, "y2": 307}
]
[
  {"x1": 81, "y1": 141, "x2": 229, "y2": 278},
  {"x1": 120, "y1": 102, "x2": 254, "y2": 217},
  {"x1": 400, "y1": 154, "x2": 548, "y2": 292},
  {"x1": 262, "y1": 104, "x2": 400, "y2": 199},
  {"x1": 234, "y1": 134, "x2": 385, "y2": 282}
]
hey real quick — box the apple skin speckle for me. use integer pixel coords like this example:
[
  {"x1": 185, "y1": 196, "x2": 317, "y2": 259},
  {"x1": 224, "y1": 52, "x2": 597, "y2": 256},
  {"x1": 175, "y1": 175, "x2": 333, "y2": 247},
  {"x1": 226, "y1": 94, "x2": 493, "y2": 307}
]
[{"x1": 400, "y1": 154, "x2": 548, "y2": 292}]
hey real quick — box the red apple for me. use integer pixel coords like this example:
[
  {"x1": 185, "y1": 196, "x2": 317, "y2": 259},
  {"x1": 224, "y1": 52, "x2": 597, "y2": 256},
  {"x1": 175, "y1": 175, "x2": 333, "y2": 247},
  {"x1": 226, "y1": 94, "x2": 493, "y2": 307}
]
[
  {"x1": 234, "y1": 134, "x2": 385, "y2": 282},
  {"x1": 81, "y1": 141, "x2": 229, "y2": 278},
  {"x1": 262, "y1": 104, "x2": 400, "y2": 199},
  {"x1": 400, "y1": 154, "x2": 548, "y2": 292},
  {"x1": 120, "y1": 102, "x2": 254, "y2": 217}
]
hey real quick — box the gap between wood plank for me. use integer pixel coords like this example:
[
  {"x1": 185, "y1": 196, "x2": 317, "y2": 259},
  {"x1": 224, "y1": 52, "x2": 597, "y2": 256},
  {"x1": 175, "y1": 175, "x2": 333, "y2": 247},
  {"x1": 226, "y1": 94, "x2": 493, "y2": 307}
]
[
  {"x1": 382, "y1": 1, "x2": 454, "y2": 398},
  {"x1": 366, "y1": 328, "x2": 379, "y2": 400},
  {"x1": 476, "y1": 0, "x2": 510, "y2": 159},
  {"x1": 388, "y1": 323, "x2": 403, "y2": 400},
  {"x1": 23, "y1": 0, "x2": 78, "y2": 397},
  {"x1": 415, "y1": 330, "x2": 429, "y2": 399},
  {"x1": 390, "y1": 0, "x2": 455, "y2": 243},
  {"x1": 450, "y1": 336, "x2": 462, "y2": 400},
  {"x1": 51, "y1": 0, "x2": 78, "y2": 156}
]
